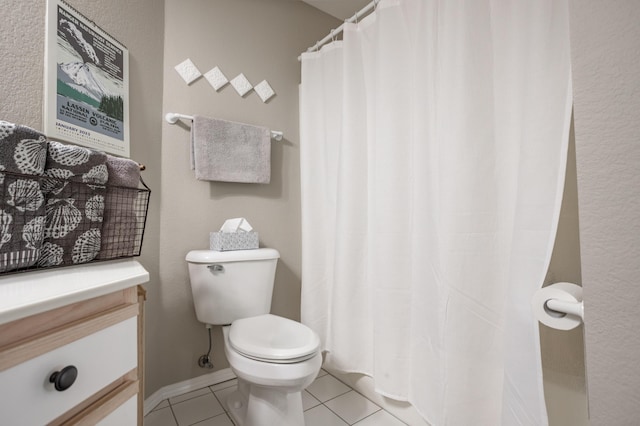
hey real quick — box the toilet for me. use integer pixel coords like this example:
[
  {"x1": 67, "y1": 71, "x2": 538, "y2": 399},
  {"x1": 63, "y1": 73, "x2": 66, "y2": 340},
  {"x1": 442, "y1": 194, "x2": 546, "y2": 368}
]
[{"x1": 186, "y1": 248, "x2": 322, "y2": 426}]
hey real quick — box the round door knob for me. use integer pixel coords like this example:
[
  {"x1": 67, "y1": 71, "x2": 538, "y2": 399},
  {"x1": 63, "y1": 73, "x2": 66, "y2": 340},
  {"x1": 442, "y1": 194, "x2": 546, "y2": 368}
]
[{"x1": 49, "y1": 365, "x2": 78, "y2": 391}]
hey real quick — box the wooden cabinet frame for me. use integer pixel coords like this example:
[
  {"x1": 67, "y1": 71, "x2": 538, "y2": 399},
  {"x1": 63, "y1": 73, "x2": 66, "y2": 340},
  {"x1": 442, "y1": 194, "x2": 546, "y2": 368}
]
[{"x1": 0, "y1": 285, "x2": 145, "y2": 425}]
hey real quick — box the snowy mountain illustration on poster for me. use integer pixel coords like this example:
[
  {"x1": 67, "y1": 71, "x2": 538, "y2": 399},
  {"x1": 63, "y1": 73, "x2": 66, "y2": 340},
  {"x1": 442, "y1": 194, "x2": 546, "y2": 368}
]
[{"x1": 43, "y1": 0, "x2": 130, "y2": 157}]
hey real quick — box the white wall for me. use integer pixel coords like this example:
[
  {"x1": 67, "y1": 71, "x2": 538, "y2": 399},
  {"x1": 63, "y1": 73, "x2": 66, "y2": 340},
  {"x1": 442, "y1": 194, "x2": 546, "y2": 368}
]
[{"x1": 570, "y1": 0, "x2": 640, "y2": 423}]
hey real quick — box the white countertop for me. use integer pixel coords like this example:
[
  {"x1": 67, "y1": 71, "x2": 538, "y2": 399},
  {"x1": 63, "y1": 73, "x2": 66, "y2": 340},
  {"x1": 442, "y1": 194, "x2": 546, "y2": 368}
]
[{"x1": 0, "y1": 260, "x2": 149, "y2": 325}]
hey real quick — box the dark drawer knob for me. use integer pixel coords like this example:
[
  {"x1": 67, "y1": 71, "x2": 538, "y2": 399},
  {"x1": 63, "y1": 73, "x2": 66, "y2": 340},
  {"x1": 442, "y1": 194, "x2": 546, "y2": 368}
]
[{"x1": 49, "y1": 365, "x2": 78, "y2": 391}]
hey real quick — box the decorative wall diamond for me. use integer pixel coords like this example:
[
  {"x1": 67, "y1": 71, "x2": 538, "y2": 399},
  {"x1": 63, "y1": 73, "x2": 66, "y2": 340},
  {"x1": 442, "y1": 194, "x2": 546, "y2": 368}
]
[
  {"x1": 230, "y1": 73, "x2": 253, "y2": 97},
  {"x1": 174, "y1": 59, "x2": 276, "y2": 103},
  {"x1": 174, "y1": 59, "x2": 202, "y2": 85},
  {"x1": 254, "y1": 80, "x2": 275, "y2": 103},
  {"x1": 204, "y1": 66, "x2": 229, "y2": 91}
]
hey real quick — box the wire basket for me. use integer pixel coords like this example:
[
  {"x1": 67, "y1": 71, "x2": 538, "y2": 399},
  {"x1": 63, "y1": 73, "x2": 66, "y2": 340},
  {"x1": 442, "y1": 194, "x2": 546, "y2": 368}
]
[{"x1": 0, "y1": 171, "x2": 150, "y2": 274}]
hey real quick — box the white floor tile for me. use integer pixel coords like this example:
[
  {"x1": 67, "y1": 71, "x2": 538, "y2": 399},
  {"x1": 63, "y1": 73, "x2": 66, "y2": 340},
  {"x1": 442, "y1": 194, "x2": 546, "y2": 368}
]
[
  {"x1": 169, "y1": 387, "x2": 212, "y2": 405},
  {"x1": 152, "y1": 399, "x2": 170, "y2": 411},
  {"x1": 304, "y1": 405, "x2": 349, "y2": 426},
  {"x1": 306, "y1": 374, "x2": 351, "y2": 402},
  {"x1": 149, "y1": 371, "x2": 419, "y2": 426},
  {"x1": 209, "y1": 378, "x2": 238, "y2": 393},
  {"x1": 213, "y1": 385, "x2": 237, "y2": 411},
  {"x1": 302, "y1": 389, "x2": 321, "y2": 411},
  {"x1": 171, "y1": 393, "x2": 225, "y2": 426},
  {"x1": 191, "y1": 413, "x2": 235, "y2": 426},
  {"x1": 144, "y1": 406, "x2": 177, "y2": 426},
  {"x1": 325, "y1": 391, "x2": 381, "y2": 424},
  {"x1": 354, "y1": 410, "x2": 408, "y2": 426}
]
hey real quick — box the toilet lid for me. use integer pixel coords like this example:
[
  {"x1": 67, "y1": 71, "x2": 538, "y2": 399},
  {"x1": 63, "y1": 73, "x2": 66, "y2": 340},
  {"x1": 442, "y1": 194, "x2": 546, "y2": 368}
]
[{"x1": 229, "y1": 314, "x2": 320, "y2": 363}]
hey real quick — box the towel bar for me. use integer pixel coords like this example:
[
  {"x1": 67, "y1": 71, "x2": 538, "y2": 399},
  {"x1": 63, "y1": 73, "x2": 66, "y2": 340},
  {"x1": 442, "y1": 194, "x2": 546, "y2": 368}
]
[{"x1": 164, "y1": 112, "x2": 284, "y2": 141}]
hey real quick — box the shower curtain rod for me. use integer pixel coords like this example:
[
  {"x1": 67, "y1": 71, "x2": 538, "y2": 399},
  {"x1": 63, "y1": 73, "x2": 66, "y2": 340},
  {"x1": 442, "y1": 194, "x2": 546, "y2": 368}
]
[{"x1": 298, "y1": 0, "x2": 378, "y2": 61}]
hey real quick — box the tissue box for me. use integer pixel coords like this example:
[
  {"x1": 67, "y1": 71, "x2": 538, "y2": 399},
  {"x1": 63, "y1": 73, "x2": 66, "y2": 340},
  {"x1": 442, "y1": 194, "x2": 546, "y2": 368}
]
[{"x1": 210, "y1": 231, "x2": 259, "y2": 251}]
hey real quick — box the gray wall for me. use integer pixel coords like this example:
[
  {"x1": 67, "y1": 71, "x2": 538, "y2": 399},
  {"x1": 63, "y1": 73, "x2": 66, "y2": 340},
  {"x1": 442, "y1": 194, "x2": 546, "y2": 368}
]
[
  {"x1": 147, "y1": 0, "x2": 338, "y2": 395},
  {"x1": 570, "y1": 0, "x2": 640, "y2": 423},
  {"x1": 541, "y1": 127, "x2": 589, "y2": 425},
  {"x1": 0, "y1": 0, "x2": 164, "y2": 397}
]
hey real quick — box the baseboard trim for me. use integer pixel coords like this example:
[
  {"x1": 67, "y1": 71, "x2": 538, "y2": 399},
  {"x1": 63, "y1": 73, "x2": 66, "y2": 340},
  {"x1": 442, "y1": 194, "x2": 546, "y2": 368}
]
[{"x1": 143, "y1": 368, "x2": 236, "y2": 415}]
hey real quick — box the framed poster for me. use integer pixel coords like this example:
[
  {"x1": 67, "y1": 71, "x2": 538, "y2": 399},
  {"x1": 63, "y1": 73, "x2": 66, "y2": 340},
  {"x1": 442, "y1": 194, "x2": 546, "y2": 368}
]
[{"x1": 43, "y1": 0, "x2": 130, "y2": 157}]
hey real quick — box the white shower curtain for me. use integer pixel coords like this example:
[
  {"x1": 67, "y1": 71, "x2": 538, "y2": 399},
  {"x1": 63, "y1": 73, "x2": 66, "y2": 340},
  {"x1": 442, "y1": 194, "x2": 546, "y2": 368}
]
[{"x1": 300, "y1": 0, "x2": 572, "y2": 424}]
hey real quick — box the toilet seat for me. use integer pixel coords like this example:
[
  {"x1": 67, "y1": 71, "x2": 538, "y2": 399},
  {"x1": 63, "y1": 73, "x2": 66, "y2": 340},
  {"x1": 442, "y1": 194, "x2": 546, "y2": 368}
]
[{"x1": 229, "y1": 314, "x2": 320, "y2": 364}]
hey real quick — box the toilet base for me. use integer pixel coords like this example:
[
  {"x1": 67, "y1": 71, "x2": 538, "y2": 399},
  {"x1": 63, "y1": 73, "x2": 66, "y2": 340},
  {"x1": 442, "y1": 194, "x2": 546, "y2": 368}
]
[{"x1": 226, "y1": 378, "x2": 305, "y2": 426}]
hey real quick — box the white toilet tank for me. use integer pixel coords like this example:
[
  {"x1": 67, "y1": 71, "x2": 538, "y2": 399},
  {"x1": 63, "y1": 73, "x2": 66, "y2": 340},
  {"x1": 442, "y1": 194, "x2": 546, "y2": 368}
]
[{"x1": 186, "y1": 248, "x2": 280, "y2": 325}]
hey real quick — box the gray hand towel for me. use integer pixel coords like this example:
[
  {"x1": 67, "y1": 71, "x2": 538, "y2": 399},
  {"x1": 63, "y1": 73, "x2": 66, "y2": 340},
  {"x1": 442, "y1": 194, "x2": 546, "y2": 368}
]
[
  {"x1": 191, "y1": 116, "x2": 271, "y2": 184},
  {"x1": 96, "y1": 155, "x2": 141, "y2": 260},
  {"x1": 0, "y1": 120, "x2": 48, "y2": 272},
  {"x1": 104, "y1": 155, "x2": 140, "y2": 188}
]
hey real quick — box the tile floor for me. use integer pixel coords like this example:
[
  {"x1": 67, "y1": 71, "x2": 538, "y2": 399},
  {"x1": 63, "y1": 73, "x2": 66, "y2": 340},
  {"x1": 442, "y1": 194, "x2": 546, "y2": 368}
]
[{"x1": 144, "y1": 369, "x2": 408, "y2": 426}]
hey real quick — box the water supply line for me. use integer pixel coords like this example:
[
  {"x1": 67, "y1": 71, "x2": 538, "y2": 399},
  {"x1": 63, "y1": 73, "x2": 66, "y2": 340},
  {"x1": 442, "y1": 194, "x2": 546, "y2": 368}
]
[{"x1": 198, "y1": 324, "x2": 214, "y2": 369}]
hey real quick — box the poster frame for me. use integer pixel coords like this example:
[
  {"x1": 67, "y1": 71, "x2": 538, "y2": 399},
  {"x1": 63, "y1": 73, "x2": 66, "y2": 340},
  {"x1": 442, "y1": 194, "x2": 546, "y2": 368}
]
[{"x1": 43, "y1": 0, "x2": 130, "y2": 157}]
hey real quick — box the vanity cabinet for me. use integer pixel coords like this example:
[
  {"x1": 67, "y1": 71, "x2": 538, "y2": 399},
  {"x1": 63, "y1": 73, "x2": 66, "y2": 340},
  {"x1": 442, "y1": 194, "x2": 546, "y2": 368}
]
[{"x1": 0, "y1": 260, "x2": 148, "y2": 425}]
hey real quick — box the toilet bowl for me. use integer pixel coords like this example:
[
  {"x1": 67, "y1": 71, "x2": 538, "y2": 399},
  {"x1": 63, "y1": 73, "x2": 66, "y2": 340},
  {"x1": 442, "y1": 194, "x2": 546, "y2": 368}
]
[
  {"x1": 186, "y1": 249, "x2": 322, "y2": 425},
  {"x1": 222, "y1": 315, "x2": 322, "y2": 426}
]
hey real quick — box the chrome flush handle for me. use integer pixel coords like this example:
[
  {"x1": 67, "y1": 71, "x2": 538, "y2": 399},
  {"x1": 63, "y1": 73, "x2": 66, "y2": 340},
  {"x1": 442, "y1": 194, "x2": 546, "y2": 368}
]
[{"x1": 207, "y1": 264, "x2": 224, "y2": 272}]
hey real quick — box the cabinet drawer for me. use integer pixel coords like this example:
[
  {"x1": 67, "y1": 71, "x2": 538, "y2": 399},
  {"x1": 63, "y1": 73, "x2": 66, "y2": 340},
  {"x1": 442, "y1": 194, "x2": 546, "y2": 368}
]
[{"x1": 0, "y1": 317, "x2": 137, "y2": 425}]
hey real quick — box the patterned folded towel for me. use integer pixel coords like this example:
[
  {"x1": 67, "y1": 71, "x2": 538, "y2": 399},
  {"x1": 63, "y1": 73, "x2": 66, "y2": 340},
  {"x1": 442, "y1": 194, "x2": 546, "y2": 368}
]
[
  {"x1": 39, "y1": 141, "x2": 108, "y2": 267},
  {"x1": 96, "y1": 155, "x2": 140, "y2": 260},
  {"x1": 0, "y1": 120, "x2": 47, "y2": 272}
]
